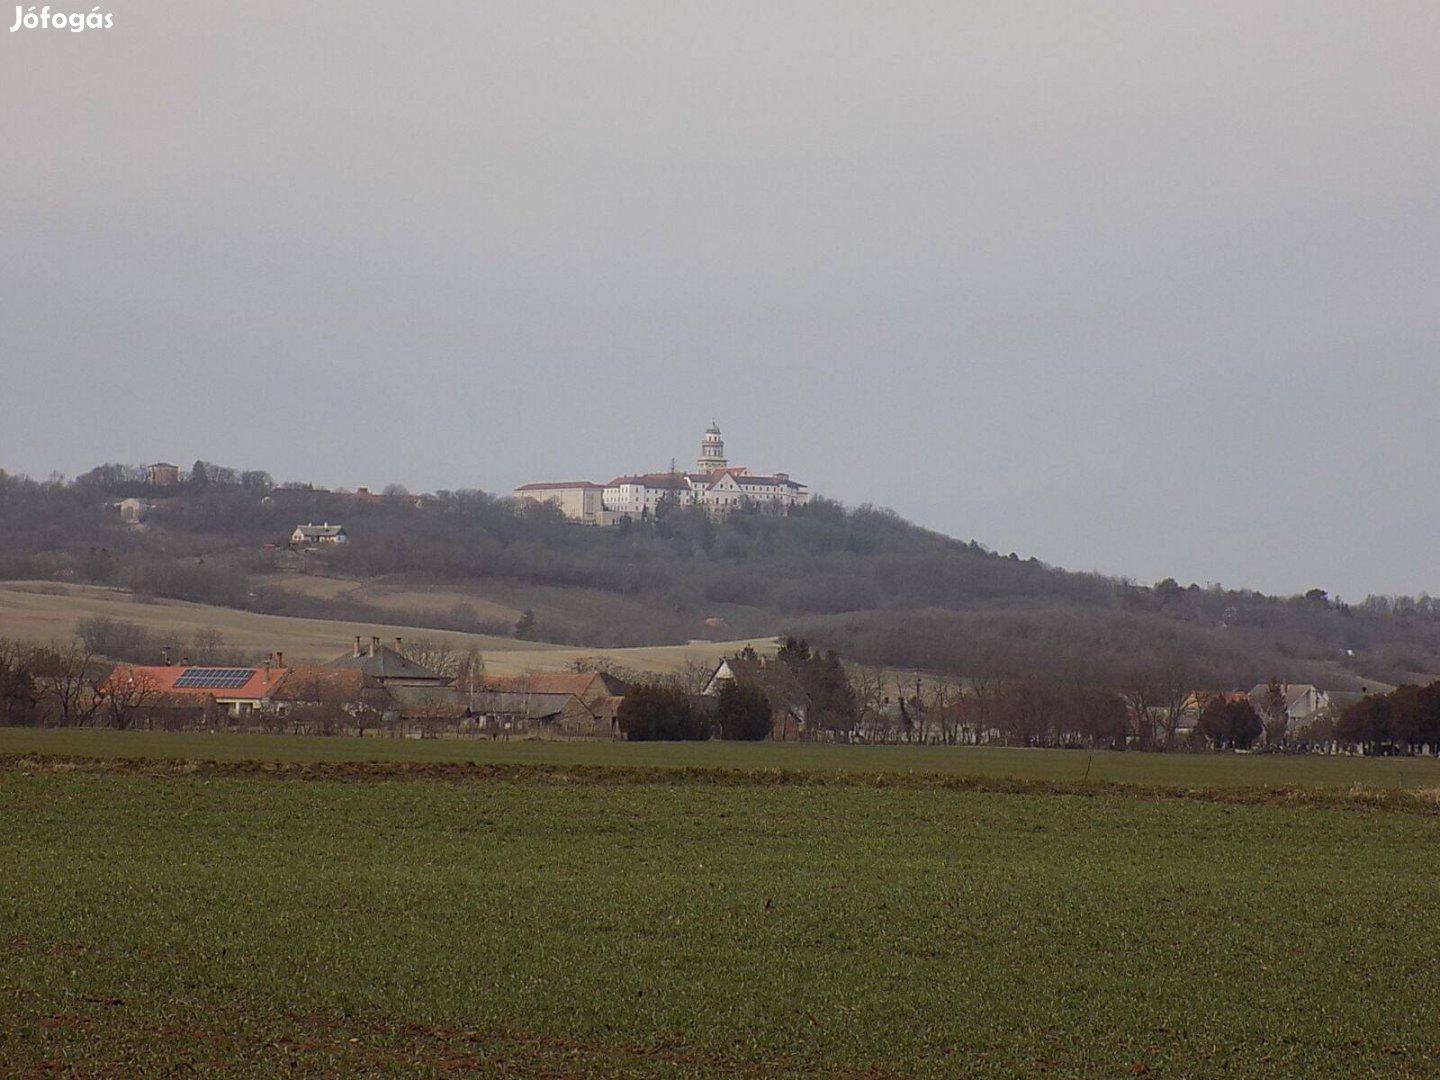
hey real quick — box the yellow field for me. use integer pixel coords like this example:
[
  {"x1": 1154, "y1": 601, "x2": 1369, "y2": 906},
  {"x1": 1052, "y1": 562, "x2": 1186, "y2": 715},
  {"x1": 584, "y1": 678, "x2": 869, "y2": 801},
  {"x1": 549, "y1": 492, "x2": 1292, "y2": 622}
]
[{"x1": 0, "y1": 582, "x2": 769, "y2": 676}]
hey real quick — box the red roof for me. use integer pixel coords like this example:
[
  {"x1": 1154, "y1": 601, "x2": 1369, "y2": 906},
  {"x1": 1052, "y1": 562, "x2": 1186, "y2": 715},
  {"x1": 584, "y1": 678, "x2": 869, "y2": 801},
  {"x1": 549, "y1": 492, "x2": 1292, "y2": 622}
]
[
  {"x1": 482, "y1": 672, "x2": 602, "y2": 697},
  {"x1": 105, "y1": 665, "x2": 289, "y2": 701},
  {"x1": 271, "y1": 667, "x2": 369, "y2": 702},
  {"x1": 606, "y1": 474, "x2": 690, "y2": 489}
]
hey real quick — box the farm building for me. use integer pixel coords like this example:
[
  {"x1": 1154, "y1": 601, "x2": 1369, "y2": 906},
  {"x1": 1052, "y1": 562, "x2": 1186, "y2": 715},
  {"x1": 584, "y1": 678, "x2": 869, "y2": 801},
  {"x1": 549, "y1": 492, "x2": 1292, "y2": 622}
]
[{"x1": 291, "y1": 523, "x2": 348, "y2": 546}]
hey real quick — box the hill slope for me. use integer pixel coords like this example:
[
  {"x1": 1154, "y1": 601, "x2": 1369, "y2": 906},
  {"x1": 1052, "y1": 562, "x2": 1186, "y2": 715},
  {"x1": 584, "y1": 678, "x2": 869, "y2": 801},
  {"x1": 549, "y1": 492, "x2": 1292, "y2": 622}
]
[
  {"x1": 3, "y1": 466, "x2": 1439, "y2": 689},
  {"x1": 0, "y1": 581, "x2": 758, "y2": 677}
]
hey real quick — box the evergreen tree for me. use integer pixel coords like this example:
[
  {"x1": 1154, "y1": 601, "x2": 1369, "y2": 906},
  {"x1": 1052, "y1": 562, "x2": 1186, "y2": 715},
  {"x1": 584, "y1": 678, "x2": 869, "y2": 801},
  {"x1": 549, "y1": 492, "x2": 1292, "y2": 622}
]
[
  {"x1": 716, "y1": 681, "x2": 772, "y2": 740},
  {"x1": 618, "y1": 683, "x2": 710, "y2": 741}
]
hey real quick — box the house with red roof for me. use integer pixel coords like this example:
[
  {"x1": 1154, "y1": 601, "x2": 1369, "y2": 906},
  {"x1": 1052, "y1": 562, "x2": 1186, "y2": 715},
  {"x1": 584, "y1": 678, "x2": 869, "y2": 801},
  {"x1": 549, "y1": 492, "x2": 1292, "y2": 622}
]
[{"x1": 103, "y1": 658, "x2": 290, "y2": 720}]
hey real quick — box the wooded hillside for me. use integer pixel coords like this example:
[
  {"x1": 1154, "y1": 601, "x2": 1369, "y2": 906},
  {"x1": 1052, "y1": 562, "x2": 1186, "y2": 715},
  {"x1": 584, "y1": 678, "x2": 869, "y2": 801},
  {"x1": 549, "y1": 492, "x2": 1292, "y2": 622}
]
[{"x1": 3, "y1": 462, "x2": 1437, "y2": 690}]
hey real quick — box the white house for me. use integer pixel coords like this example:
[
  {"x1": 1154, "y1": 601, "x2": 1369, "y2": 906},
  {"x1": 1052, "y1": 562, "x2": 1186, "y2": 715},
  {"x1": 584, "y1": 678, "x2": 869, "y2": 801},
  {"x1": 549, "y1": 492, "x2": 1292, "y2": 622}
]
[
  {"x1": 117, "y1": 498, "x2": 151, "y2": 525},
  {"x1": 1248, "y1": 683, "x2": 1331, "y2": 727},
  {"x1": 291, "y1": 523, "x2": 348, "y2": 546}
]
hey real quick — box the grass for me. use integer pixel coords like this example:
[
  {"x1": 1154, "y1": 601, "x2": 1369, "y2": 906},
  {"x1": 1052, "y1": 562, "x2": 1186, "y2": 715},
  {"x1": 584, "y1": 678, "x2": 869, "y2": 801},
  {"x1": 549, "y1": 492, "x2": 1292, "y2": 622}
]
[
  {"x1": 5, "y1": 724, "x2": 1440, "y2": 792},
  {"x1": 3, "y1": 765, "x2": 1440, "y2": 1077}
]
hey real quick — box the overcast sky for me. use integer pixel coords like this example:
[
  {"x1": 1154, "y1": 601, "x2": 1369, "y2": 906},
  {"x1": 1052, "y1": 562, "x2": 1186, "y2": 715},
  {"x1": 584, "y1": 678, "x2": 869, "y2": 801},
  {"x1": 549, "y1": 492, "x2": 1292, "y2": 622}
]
[{"x1": 3, "y1": 2, "x2": 1438, "y2": 601}]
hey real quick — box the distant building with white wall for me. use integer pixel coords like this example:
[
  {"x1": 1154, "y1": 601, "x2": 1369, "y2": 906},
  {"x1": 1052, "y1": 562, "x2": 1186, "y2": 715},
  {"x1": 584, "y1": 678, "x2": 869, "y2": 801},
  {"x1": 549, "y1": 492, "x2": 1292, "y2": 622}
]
[
  {"x1": 118, "y1": 498, "x2": 151, "y2": 525},
  {"x1": 512, "y1": 481, "x2": 606, "y2": 524},
  {"x1": 516, "y1": 424, "x2": 808, "y2": 524}
]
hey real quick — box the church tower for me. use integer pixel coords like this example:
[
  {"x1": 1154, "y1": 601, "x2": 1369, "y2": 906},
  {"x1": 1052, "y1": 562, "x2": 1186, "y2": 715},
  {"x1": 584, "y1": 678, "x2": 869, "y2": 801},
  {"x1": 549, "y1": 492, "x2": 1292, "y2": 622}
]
[{"x1": 697, "y1": 422, "x2": 727, "y2": 473}]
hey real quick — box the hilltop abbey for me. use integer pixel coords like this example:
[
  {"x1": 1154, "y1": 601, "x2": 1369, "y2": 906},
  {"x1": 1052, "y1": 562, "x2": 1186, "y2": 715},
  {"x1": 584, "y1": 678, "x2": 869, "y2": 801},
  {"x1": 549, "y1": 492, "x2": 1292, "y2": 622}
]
[{"x1": 515, "y1": 423, "x2": 809, "y2": 525}]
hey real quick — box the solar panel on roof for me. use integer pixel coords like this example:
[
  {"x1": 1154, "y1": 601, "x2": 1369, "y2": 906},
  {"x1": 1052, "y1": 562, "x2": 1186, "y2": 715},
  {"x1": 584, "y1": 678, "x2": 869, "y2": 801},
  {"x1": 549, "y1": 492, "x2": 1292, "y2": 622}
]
[{"x1": 173, "y1": 667, "x2": 255, "y2": 690}]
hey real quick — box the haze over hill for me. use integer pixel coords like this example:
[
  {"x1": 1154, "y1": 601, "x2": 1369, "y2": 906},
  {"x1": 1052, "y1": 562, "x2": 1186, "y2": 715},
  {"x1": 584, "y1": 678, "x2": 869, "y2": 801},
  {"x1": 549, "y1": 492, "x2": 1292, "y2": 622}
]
[
  {"x1": 3, "y1": 461, "x2": 1439, "y2": 693},
  {"x1": 5, "y1": 4, "x2": 1440, "y2": 602}
]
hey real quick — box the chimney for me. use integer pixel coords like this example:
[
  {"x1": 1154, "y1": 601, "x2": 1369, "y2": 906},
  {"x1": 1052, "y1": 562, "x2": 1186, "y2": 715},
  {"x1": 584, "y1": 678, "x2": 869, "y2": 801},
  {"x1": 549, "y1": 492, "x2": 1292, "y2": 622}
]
[
  {"x1": 275, "y1": 651, "x2": 283, "y2": 669},
  {"x1": 369, "y1": 636, "x2": 378, "y2": 657},
  {"x1": 394, "y1": 637, "x2": 403, "y2": 656},
  {"x1": 353, "y1": 635, "x2": 361, "y2": 658}
]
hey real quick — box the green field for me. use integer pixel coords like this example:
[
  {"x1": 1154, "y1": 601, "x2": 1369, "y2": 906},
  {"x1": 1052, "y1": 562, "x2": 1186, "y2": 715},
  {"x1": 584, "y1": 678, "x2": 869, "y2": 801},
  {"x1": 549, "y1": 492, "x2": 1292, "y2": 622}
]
[
  {"x1": 6, "y1": 724, "x2": 1440, "y2": 792},
  {"x1": 5, "y1": 740, "x2": 1440, "y2": 1077}
]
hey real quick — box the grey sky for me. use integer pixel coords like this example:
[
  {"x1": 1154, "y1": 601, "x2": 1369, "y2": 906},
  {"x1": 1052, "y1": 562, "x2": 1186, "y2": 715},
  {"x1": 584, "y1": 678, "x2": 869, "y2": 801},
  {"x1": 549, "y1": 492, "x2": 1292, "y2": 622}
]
[{"x1": 3, "y1": 2, "x2": 1438, "y2": 601}]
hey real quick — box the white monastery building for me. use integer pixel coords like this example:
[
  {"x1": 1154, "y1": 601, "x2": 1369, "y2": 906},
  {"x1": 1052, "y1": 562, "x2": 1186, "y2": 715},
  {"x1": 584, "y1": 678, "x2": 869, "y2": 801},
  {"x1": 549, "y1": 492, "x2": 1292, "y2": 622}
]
[{"x1": 515, "y1": 424, "x2": 808, "y2": 524}]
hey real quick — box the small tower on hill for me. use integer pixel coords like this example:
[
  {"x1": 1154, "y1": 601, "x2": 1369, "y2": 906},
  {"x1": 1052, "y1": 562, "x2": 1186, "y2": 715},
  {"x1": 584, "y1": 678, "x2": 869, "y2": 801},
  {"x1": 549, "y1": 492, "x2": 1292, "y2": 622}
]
[{"x1": 697, "y1": 421, "x2": 727, "y2": 474}]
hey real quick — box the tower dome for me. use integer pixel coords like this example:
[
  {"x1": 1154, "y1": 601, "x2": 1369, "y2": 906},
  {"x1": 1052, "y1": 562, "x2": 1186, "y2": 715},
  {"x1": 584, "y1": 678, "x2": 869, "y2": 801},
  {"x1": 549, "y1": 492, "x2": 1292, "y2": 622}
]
[{"x1": 697, "y1": 421, "x2": 727, "y2": 473}]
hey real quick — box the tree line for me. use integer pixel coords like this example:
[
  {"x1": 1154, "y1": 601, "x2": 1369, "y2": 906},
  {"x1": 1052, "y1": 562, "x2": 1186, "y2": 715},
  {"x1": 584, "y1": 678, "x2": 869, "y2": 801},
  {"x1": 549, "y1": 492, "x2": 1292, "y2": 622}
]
[
  {"x1": 0, "y1": 638, "x2": 159, "y2": 729},
  {"x1": 1335, "y1": 681, "x2": 1440, "y2": 754}
]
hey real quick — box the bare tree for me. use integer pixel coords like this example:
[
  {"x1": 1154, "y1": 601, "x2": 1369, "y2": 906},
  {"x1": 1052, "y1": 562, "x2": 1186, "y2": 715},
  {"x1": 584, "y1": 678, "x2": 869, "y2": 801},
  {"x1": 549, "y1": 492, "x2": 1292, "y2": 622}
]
[
  {"x1": 31, "y1": 642, "x2": 101, "y2": 726},
  {"x1": 569, "y1": 654, "x2": 656, "y2": 688},
  {"x1": 967, "y1": 672, "x2": 1001, "y2": 745},
  {"x1": 996, "y1": 675, "x2": 1062, "y2": 747},
  {"x1": 846, "y1": 663, "x2": 887, "y2": 743},
  {"x1": 0, "y1": 638, "x2": 40, "y2": 725},
  {"x1": 402, "y1": 636, "x2": 460, "y2": 679},
  {"x1": 95, "y1": 668, "x2": 161, "y2": 730},
  {"x1": 189, "y1": 626, "x2": 234, "y2": 665},
  {"x1": 929, "y1": 675, "x2": 965, "y2": 745},
  {"x1": 674, "y1": 657, "x2": 717, "y2": 695},
  {"x1": 901, "y1": 673, "x2": 930, "y2": 744},
  {"x1": 1120, "y1": 650, "x2": 1204, "y2": 750},
  {"x1": 456, "y1": 647, "x2": 486, "y2": 710}
]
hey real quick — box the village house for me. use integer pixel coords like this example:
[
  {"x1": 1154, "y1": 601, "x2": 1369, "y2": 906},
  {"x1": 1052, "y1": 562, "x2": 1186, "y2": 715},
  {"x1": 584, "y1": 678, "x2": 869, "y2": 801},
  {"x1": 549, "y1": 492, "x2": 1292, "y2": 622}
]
[
  {"x1": 1176, "y1": 690, "x2": 1250, "y2": 737},
  {"x1": 470, "y1": 671, "x2": 630, "y2": 738},
  {"x1": 103, "y1": 656, "x2": 290, "y2": 722},
  {"x1": 117, "y1": 497, "x2": 151, "y2": 525},
  {"x1": 1248, "y1": 683, "x2": 1332, "y2": 728},
  {"x1": 703, "y1": 654, "x2": 808, "y2": 740},
  {"x1": 269, "y1": 667, "x2": 375, "y2": 718},
  {"x1": 464, "y1": 691, "x2": 608, "y2": 738},
  {"x1": 291, "y1": 522, "x2": 348, "y2": 546},
  {"x1": 480, "y1": 670, "x2": 629, "y2": 706},
  {"x1": 329, "y1": 636, "x2": 453, "y2": 688}
]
